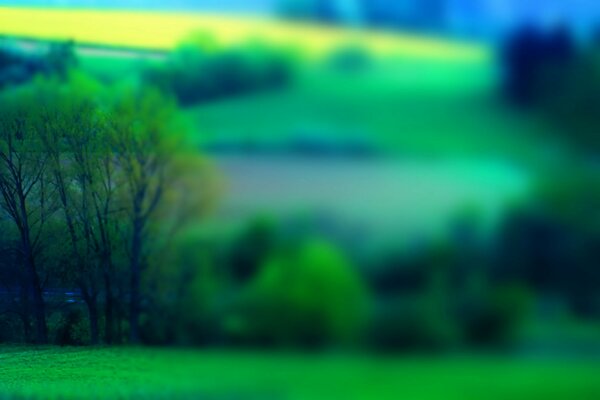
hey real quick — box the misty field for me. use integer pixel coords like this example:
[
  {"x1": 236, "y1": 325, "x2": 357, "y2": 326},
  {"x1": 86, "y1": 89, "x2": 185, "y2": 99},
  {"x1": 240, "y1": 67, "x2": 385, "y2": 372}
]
[
  {"x1": 0, "y1": 346, "x2": 599, "y2": 400},
  {"x1": 209, "y1": 155, "x2": 530, "y2": 238}
]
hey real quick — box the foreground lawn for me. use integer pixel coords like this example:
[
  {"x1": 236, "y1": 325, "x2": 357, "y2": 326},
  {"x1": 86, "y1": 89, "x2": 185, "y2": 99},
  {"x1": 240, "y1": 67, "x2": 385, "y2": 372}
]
[{"x1": 0, "y1": 347, "x2": 599, "y2": 399}]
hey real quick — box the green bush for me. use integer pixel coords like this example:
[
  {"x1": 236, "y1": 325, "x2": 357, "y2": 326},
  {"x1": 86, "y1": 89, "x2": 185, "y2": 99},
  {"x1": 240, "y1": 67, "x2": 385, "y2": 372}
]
[
  {"x1": 0, "y1": 315, "x2": 24, "y2": 343},
  {"x1": 226, "y1": 238, "x2": 368, "y2": 348},
  {"x1": 227, "y1": 217, "x2": 277, "y2": 284},
  {"x1": 368, "y1": 298, "x2": 458, "y2": 352},
  {"x1": 495, "y1": 170, "x2": 600, "y2": 318},
  {"x1": 53, "y1": 309, "x2": 88, "y2": 346},
  {"x1": 144, "y1": 43, "x2": 292, "y2": 106},
  {"x1": 141, "y1": 234, "x2": 224, "y2": 346},
  {"x1": 0, "y1": 40, "x2": 77, "y2": 89},
  {"x1": 460, "y1": 284, "x2": 532, "y2": 347},
  {"x1": 367, "y1": 239, "x2": 531, "y2": 351}
]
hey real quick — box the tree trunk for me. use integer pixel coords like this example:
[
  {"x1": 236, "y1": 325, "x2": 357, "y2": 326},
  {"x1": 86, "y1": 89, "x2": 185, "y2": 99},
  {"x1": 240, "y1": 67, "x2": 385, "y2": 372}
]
[
  {"x1": 19, "y1": 284, "x2": 32, "y2": 343},
  {"x1": 26, "y1": 257, "x2": 47, "y2": 344},
  {"x1": 18, "y1": 190, "x2": 47, "y2": 344},
  {"x1": 80, "y1": 284, "x2": 100, "y2": 345},
  {"x1": 103, "y1": 268, "x2": 114, "y2": 344},
  {"x1": 116, "y1": 303, "x2": 123, "y2": 344},
  {"x1": 19, "y1": 312, "x2": 31, "y2": 344},
  {"x1": 18, "y1": 254, "x2": 32, "y2": 343},
  {"x1": 129, "y1": 216, "x2": 143, "y2": 344},
  {"x1": 88, "y1": 300, "x2": 100, "y2": 345}
]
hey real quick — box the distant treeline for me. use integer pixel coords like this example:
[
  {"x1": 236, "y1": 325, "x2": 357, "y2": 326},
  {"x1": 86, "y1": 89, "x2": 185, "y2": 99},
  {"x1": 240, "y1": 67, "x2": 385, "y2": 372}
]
[
  {"x1": 503, "y1": 23, "x2": 600, "y2": 150},
  {"x1": 143, "y1": 38, "x2": 293, "y2": 106},
  {"x1": 0, "y1": 40, "x2": 76, "y2": 88}
]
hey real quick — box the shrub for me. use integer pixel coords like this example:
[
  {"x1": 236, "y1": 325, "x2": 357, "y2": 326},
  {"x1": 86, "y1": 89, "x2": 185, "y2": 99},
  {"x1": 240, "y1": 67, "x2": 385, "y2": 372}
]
[
  {"x1": 140, "y1": 235, "x2": 223, "y2": 346},
  {"x1": 0, "y1": 40, "x2": 77, "y2": 89},
  {"x1": 53, "y1": 309, "x2": 88, "y2": 346},
  {"x1": 144, "y1": 43, "x2": 292, "y2": 106},
  {"x1": 228, "y1": 217, "x2": 277, "y2": 284},
  {"x1": 495, "y1": 171, "x2": 600, "y2": 318},
  {"x1": 460, "y1": 284, "x2": 531, "y2": 347},
  {"x1": 0, "y1": 315, "x2": 25, "y2": 343},
  {"x1": 367, "y1": 239, "x2": 530, "y2": 351},
  {"x1": 367, "y1": 298, "x2": 458, "y2": 352},
  {"x1": 226, "y1": 238, "x2": 368, "y2": 348}
]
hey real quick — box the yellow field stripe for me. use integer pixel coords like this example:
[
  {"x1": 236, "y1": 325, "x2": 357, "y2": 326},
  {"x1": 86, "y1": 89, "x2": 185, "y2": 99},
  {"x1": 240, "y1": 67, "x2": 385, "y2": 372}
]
[{"x1": 0, "y1": 7, "x2": 490, "y2": 62}]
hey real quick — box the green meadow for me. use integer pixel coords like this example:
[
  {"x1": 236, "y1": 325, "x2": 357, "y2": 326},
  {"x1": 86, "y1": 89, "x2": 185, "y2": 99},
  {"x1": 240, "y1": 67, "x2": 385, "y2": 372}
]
[{"x1": 1, "y1": 347, "x2": 599, "y2": 400}]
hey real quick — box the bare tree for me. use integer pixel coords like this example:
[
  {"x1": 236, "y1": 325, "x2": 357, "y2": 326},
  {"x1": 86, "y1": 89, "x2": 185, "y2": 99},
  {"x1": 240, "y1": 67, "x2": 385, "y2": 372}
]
[{"x1": 0, "y1": 112, "x2": 55, "y2": 344}]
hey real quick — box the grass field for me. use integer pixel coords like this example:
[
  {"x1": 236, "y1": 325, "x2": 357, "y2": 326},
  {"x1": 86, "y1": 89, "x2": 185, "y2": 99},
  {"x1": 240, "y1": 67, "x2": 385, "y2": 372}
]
[
  {"x1": 0, "y1": 6, "x2": 558, "y2": 164},
  {"x1": 70, "y1": 43, "x2": 547, "y2": 165},
  {"x1": 0, "y1": 7, "x2": 489, "y2": 61},
  {"x1": 0, "y1": 347, "x2": 599, "y2": 400},
  {"x1": 186, "y1": 59, "x2": 554, "y2": 165},
  {"x1": 1, "y1": 7, "x2": 538, "y2": 162}
]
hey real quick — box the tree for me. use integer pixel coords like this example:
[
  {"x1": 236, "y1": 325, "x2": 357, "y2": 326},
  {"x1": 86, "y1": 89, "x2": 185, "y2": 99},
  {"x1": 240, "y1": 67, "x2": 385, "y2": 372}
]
[
  {"x1": 502, "y1": 24, "x2": 575, "y2": 106},
  {"x1": 17, "y1": 74, "x2": 125, "y2": 345},
  {"x1": 109, "y1": 88, "x2": 181, "y2": 343},
  {"x1": 0, "y1": 102, "x2": 55, "y2": 344},
  {"x1": 39, "y1": 96, "x2": 107, "y2": 345},
  {"x1": 0, "y1": 40, "x2": 77, "y2": 89},
  {"x1": 144, "y1": 42, "x2": 292, "y2": 106}
]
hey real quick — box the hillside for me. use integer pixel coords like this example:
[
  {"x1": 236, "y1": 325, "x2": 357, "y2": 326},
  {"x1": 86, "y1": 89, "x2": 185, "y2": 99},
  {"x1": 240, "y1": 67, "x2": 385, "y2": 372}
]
[{"x1": 0, "y1": 7, "x2": 488, "y2": 61}]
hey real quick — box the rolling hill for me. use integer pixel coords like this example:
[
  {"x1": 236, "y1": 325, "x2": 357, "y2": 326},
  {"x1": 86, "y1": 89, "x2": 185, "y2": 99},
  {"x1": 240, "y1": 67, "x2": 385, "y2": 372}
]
[{"x1": 0, "y1": 6, "x2": 489, "y2": 61}]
